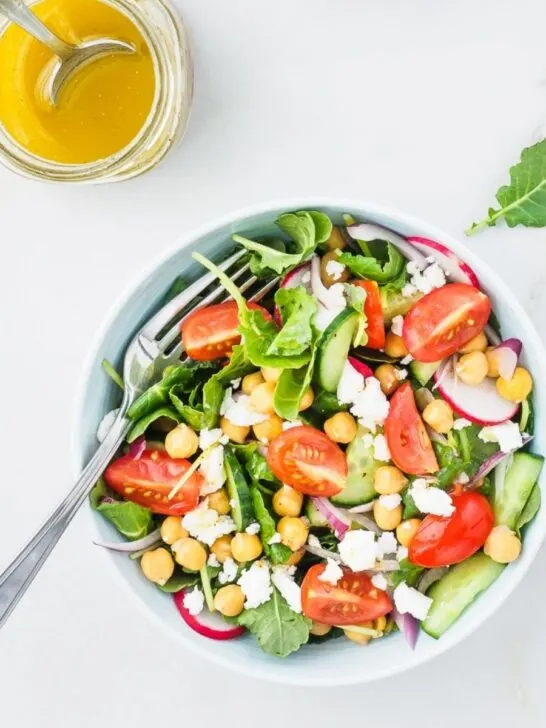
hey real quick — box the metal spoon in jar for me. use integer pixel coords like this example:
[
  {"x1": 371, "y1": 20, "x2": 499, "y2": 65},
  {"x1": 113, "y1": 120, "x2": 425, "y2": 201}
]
[{"x1": 0, "y1": 0, "x2": 135, "y2": 105}]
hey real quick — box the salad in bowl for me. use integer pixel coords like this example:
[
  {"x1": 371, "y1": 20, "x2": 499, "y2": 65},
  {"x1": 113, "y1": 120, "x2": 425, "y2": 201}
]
[{"x1": 90, "y1": 209, "x2": 543, "y2": 661}]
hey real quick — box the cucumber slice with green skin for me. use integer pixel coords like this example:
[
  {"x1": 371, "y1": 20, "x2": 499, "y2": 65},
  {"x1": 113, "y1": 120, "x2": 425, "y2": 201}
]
[
  {"x1": 409, "y1": 360, "x2": 442, "y2": 386},
  {"x1": 315, "y1": 309, "x2": 359, "y2": 393},
  {"x1": 494, "y1": 452, "x2": 544, "y2": 529},
  {"x1": 224, "y1": 447, "x2": 254, "y2": 531},
  {"x1": 331, "y1": 426, "x2": 377, "y2": 506},
  {"x1": 305, "y1": 499, "x2": 328, "y2": 527},
  {"x1": 422, "y1": 553, "x2": 505, "y2": 639},
  {"x1": 199, "y1": 565, "x2": 215, "y2": 612}
]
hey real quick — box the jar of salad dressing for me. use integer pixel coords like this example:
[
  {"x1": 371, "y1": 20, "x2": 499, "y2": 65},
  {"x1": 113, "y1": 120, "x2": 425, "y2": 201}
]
[{"x1": 0, "y1": 0, "x2": 193, "y2": 183}]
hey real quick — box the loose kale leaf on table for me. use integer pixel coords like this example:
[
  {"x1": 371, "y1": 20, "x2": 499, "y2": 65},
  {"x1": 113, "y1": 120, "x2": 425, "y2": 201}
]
[{"x1": 467, "y1": 139, "x2": 546, "y2": 234}]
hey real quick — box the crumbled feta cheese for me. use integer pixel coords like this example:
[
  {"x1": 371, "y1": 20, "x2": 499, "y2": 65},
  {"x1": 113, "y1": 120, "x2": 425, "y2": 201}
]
[
  {"x1": 338, "y1": 530, "x2": 377, "y2": 571},
  {"x1": 219, "y1": 387, "x2": 233, "y2": 416},
  {"x1": 218, "y1": 557, "x2": 238, "y2": 585},
  {"x1": 457, "y1": 472, "x2": 470, "y2": 485},
  {"x1": 402, "y1": 283, "x2": 418, "y2": 298},
  {"x1": 238, "y1": 562, "x2": 273, "y2": 609},
  {"x1": 207, "y1": 553, "x2": 220, "y2": 568},
  {"x1": 397, "y1": 545, "x2": 409, "y2": 561},
  {"x1": 230, "y1": 378, "x2": 242, "y2": 390},
  {"x1": 376, "y1": 531, "x2": 398, "y2": 558},
  {"x1": 314, "y1": 304, "x2": 346, "y2": 332},
  {"x1": 183, "y1": 587, "x2": 205, "y2": 616},
  {"x1": 371, "y1": 573, "x2": 388, "y2": 591},
  {"x1": 246, "y1": 522, "x2": 261, "y2": 535},
  {"x1": 393, "y1": 582, "x2": 432, "y2": 621},
  {"x1": 453, "y1": 418, "x2": 472, "y2": 431},
  {"x1": 301, "y1": 271, "x2": 311, "y2": 284},
  {"x1": 337, "y1": 360, "x2": 366, "y2": 405},
  {"x1": 307, "y1": 534, "x2": 321, "y2": 549},
  {"x1": 221, "y1": 392, "x2": 269, "y2": 426},
  {"x1": 378, "y1": 493, "x2": 402, "y2": 511},
  {"x1": 268, "y1": 532, "x2": 282, "y2": 545},
  {"x1": 199, "y1": 442, "x2": 226, "y2": 495},
  {"x1": 282, "y1": 420, "x2": 303, "y2": 430},
  {"x1": 325, "y1": 259, "x2": 346, "y2": 281},
  {"x1": 272, "y1": 566, "x2": 302, "y2": 613},
  {"x1": 406, "y1": 261, "x2": 421, "y2": 277},
  {"x1": 318, "y1": 558, "x2": 344, "y2": 585},
  {"x1": 373, "y1": 434, "x2": 391, "y2": 462},
  {"x1": 425, "y1": 256, "x2": 435, "y2": 264},
  {"x1": 423, "y1": 263, "x2": 446, "y2": 290},
  {"x1": 409, "y1": 479, "x2": 455, "y2": 517},
  {"x1": 479, "y1": 421, "x2": 523, "y2": 453},
  {"x1": 323, "y1": 282, "x2": 347, "y2": 309},
  {"x1": 405, "y1": 261, "x2": 446, "y2": 296},
  {"x1": 199, "y1": 428, "x2": 224, "y2": 450},
  {"x1": 350, "y1": 377, "x2": 390, "y2": 432},
  {"x1": 391, "y1": 315, "x2": 405, "y2": 337},
  {"x1": 96, "y1": 408, "x2": 120, "y2": 443},
  {"x1": 400, "y1": 355, "x2": 414, "y2": 365},
  {"x1": 394, "y1": 368, "x2": 408, "y2": 381},
  {"x1": 182, "y1": 500, "x2": 236, "y2": 546}
]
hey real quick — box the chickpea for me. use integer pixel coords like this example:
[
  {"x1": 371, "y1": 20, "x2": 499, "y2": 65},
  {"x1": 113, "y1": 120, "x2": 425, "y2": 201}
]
[
  {"x1": 272, "y1": 485, "x2": 304, "y2": 517},
  {"x1": 231, "y1": 533, "x2": 263, "y2": 563},
  {"x1": 140, "y1": 548, "x2": 175, "y2": 585},
  {"x1": 210, "y1": 535, "x2": 233, "y2": 564},
  {"x1": 384, "y1": 333, "x2": 408, "y2": 359},
  {"x1": 459, "y1": 332, "x2": 488, "y2": 354},
  {"x1": 375, "y1": 616, "x2": 387, "y2": 633},
  {"x1": 253, "y1": 414, "x2": 283, "y2": 442},
  {"x1": 160, "y1": 516, "x2": 188, "y2": 545},
  {"x1": 496, "y1": 367, "x2": 533, "y2": 403},
  {"x1": 396, "y1": 518, "x2": 422, "y2": 548},
  {"x1": 214, "y1": 585, "x2": 245, "y2": 617},
  {"x1": 298, "y1": 387, "x2": 315, "y2": 412},
  {"x1": 455, "y1": 351, "x2": 489, "y2": 386},
  {"x1": 320, "y1": 250, "x2": 350, "y2": 287},
  {"x1": 374, "y1": 466, "x2": 408, "y2": 495},
  {"x1": 165, "y1": 423, "x2": 199, "y2": 459},
  {"x1": 172, "y1": 537, "x2": 207, "y2": 571},
  {"x1": 249, "y1": 381, "x2": 276, "y2": 414},
  {"x1": 277, "y1": 516, "x2": 309, "y2": 551},
  {"x1": 324, "y1": 412, "x2": 357, "y2": 443},
  {"x1": 208, "y1": 488, "x2": 231, "y2": 515},
  {"x1": 344, "y1": 622, "x2": 374, "y2": 645},
  {"x1": 375, "y1": 364, "x2": 400, "y2": 395},
  {"x1": 310, "y1": 621, "x2": 332, "y2": 637},
  {"x1": 484, "y1": 525, "x2": 522, "y2": 564},
  {"x1": 422, "y1": 399, "x2": 454, "y2": 434},
  {"x1": 325, "y1": 226, "x2": 348, "y2": 252},
  {"x1": 261, "y1": 367, "x2": 282, "y2": 384},
  {"x1": 286, "y1": 547, "x2": 305, "y2": 566},
  {"x1": 373, "y1": 500, "x2": 403, "y2": 531},
  {"x1": 242, "y1": 371, "x2": 265, "y2": 395},
  {"x1": 485, "y1": 347, "x2": 501, "y2": 378},
  {"x1": 220, "y1": 416, "x2": 250, "y2": 444}
]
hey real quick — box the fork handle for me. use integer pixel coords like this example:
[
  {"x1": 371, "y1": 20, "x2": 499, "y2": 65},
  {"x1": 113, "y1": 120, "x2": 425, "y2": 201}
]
[{"x1": 0, "y1": 414, "x2": 131, "y2": 631}]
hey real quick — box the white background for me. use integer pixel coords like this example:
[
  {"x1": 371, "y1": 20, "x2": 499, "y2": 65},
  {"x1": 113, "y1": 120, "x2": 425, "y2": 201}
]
[{"x1": 1, "y1": 0, "x2": 546, "y2": 724}]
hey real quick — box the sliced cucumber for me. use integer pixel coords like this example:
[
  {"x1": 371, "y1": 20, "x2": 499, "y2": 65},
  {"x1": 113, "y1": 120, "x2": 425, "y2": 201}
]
[
  {"x1": 380, "y1": 288, "x2": 421, "y2": 325},
  {"x1": 224, "y1": 447, "x2": 254, "y2": 531},
  {"x1": 315, "y1": 309, "x2": 359, "y2": 393},
  {"x1": 422, "y1": 553, "x2": 505, "y2": 639},
  {"x1": 305, "y1": 499, "x2": 328, "y2": 527},
  {"x1": 494, "y1": 452, "x2": 544, "y2": 529},
  {"x1": 410, "y1": 360, "x2": 441, "y2": 386},
  {"x1": 199, "y1": 564, "x2": 215, "y2": 612},
  {"x1": 331, "y1": 425, "x2": 377, "y2": 506}
]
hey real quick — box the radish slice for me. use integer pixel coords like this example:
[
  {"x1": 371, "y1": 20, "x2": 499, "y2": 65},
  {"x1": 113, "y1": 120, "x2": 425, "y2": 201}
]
[
  {"x1": 489, "y1": 338, "x2": 523, "y2": 381},
  {"x1": 347, "y1": 224, "x2": 426, "y2": 266},
  {"x1": 311, "y1": 496, "x2": 351, "y2": 538},
  {"x1": 392, "y1": 608, "x2": 420, "y2": 650},
  {"x1": 434, "y1": 360, "x2": 518, "y2": 425},
  {"x1": 408, "y1": 236, "x2": 480, "y2": 288},
  {"x1": 274, "y1": 261, "x2": 313, "y2": 324},
  {"x1": 173, "y1": 592, "x2": 245, "y2": 640},
  {"x1": 348, "y1": 356, "x2": 374, "y2": 379}
]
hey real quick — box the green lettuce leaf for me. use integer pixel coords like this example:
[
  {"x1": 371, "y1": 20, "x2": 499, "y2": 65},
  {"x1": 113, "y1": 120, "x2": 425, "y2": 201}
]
[
  {"x1": 391, "y1": 558, "x2": 424, "y2": 588},
  {"x1": 344, "y1": 283, "x2": 368, "y2": 347},
  {"x1": 268, "y1": 287, "x2": 317, "y2": 357},
  {"x1": 127, "y1": 366, "x2": 195, "y2": 421},
  {"x1": 250, "y1": 488, "x2": 292, "y2": 565},
  {"x1": 232, "y1": 442, "x2": 280, "y2": 488},
  {"x1": 90, "y1": 478, "x2": 154, "y2": 540},
  {"x1": 126, "y1": 407, "x2": 179, "y2": 443},
  {"x1": 467, "y1": 139, "x2": 546, "y2": 234},
  {"x1": 273, "y1": 331, "x2": 319, "y2": 420},
  {"x1": 339, "y1": 242, "x2": 405, "y2": 284},
  {"x1": 237, "y1": 587, "x2": 311, "y2": 657}
]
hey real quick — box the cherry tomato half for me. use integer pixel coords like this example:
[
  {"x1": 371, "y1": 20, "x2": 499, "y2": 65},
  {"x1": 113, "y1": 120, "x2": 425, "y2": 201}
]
[
  {"x1": 403, "y1": 283, "x2": 491, "y2": 363},
  {"x1": 409, "y1": 491, "x2": 494, "y2": 568},
  {"x1": 181, "y1": 301, "x2": 272, "y2": 361},
  {"x1": 104, "y1": 449, "x2": 202, "y2": 516},
  {"x1": 301, "y1": 564, "x2": 393, "y2": 625},
  {"x1": 266, "y1": 425, "x2": 347, "y2": 497},
  {"x1": 385, "y1": 382, "x2": 439, "y2": 475},
  {"x1": 350, "y1": 280, "x2": 386, "y2": 350}
]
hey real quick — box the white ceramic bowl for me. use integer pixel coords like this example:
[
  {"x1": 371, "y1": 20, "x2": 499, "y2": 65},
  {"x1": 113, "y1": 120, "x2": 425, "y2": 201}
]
[{"x1": 73, "y1": 199, "x2": 546, "y2": 685}]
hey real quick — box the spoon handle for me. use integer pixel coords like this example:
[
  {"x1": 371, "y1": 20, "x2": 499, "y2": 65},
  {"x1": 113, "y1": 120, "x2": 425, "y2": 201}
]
[{"x1": 0, "y1": 0, "x2": 74, "y2": 57}]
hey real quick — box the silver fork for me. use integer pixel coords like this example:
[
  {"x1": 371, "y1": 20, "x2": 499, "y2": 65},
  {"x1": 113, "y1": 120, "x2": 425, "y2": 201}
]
[{"x1": 0, "y1": 250, "x2": 278, "y2": 630}]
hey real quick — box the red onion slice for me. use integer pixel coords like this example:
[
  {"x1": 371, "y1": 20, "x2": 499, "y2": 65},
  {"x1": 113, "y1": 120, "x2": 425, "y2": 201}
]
[
  {"x1": 173, "y1": 592, "x2": 245, "y2": 640},
  {"x1": 417, "y1": 568, "x2": 448, "y2": 594},
  {"x1": 311, "y1": 497, "x2": 351, "y2": 537},
  {"x1": 128, "y1": 436, "x2": 146, "y2": 460},
  {"x1": 304, "y1": 543, "x2": 342, "y2": 561},
  {"x1": 93, "y1": 527, "x2": 161, "y2": 553},
  {"x1": 348, "y1": 356, "x2": 374, "y2": 379},
  {"x1": 489, "y1": 338, "x2": 523, "y2": 381},
  {"x1": 347, "y1": 223, "x2": 427, "y2": 266},
  {"x1": 392, "y1": 608, "x2": 420, "y2": 649},
  {"x1": 467, "y1": 434, "x2": 532, "y2": 488}
]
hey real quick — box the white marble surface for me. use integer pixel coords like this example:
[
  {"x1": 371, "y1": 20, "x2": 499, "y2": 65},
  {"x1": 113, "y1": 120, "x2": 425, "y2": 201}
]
[{"x1": 1, "y1": 0, "x2": 546, "y2": 724}]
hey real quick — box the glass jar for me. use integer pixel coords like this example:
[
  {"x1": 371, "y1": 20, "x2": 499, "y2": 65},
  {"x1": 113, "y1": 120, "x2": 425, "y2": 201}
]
[{"x1": 0, "y1": 0, "x2": 193, "y2": 183}]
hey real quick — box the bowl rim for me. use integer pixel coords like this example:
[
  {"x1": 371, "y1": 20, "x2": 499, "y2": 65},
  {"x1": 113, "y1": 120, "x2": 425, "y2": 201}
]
[{"x1": 72, "y1": 197, "x2": 546, "y2": 686}]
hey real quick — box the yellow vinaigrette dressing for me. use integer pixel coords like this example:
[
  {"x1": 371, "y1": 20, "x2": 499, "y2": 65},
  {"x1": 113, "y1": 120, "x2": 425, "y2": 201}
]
[{"x1": 0, "y1": 0, "x2": 155, "y2": 164}]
